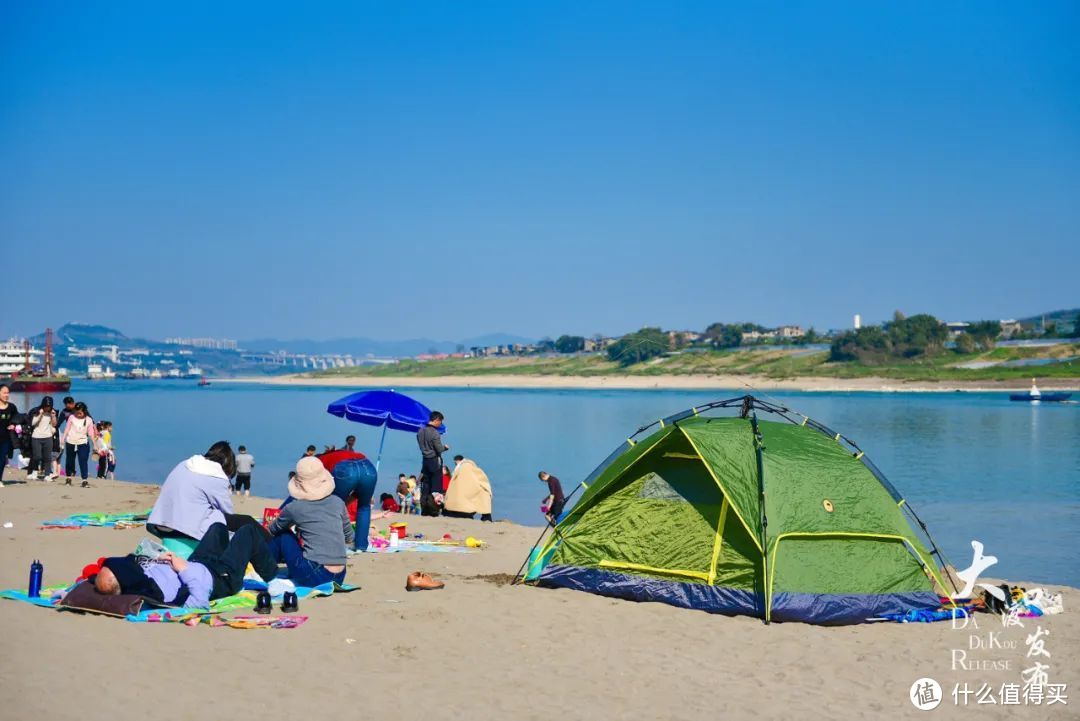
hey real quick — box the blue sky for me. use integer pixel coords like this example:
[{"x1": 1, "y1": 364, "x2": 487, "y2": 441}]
[{"x1": 2, "y1": 2, "x2": 1077, "y2": 341}]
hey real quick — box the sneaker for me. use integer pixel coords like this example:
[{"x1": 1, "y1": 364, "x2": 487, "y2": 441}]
[
  {"x1": 64, "y1": 478, "x2": 72, "y2": 486},
  {"x1": 281, "y1": 591, "x2": 299, "y2": 613},
  {"x1": 80, "y1": 480, "x2": 90, "y2": 488},
  {"x1": 26, "y1": 472, "x2": 39, "y2": 480},
  {"x1": 253, "y1": 591, "x2": 272, "y2": 614}
]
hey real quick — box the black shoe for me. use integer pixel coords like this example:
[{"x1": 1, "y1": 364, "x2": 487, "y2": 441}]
[
  {"x1": 65, "y1": 478, "x2": 72, "y2": 486},
  {"x1": 254, "y1": 590, "x2": 272, "y2": 614},
  {"x1": 80, "y1": 480, "x2": 90, "y2": 488},
  {"x1": 281, "y1": 591, "x2": 298, "y2": 613}
]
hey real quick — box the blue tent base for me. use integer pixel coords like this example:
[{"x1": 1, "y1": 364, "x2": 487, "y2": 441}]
[{"x1": 535, "y1": 565, "x2": 941, "y2": 625}]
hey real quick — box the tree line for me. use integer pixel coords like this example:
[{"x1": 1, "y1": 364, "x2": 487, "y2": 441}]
[{"x1": 829, "y1": 312, "x2": 1002, "y2": 364}]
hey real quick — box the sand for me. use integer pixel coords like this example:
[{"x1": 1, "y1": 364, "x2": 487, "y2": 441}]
[
  {"x1": 222, "y1": 373, "x2": 1080, "y2": 393},
  {"x1": 1, "y1": 475, "x2": 1076, "y2": 720}
]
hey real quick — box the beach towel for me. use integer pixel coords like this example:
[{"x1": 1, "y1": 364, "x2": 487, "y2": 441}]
[
  {"x1": 128, "y1": 578, "x2": 358, "y2": 622},
  {"x1": 0, "y1": 578, "x2": 358, "y2": 624},
  {"x1": 40, "y1": 511, "x2": 150, "y2": 530},
  {"x1": 361, "y1": 539, "x2": 479, "y2": 554},
  {"x1": 200, "y1": 614, "x2": 309, "y2": 629},
  {"x1": 444, "y1": 459, "x2": 493, "y2": 515},
  {"x1": 0, "y1": 585, "x2": 68, "y2": 608}
]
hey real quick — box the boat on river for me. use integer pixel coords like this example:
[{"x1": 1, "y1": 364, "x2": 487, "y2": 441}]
[
  {"x1": 2, "y1": 329, "x2": 71, "y2": 392},
  {"x1": 1010, "y1": 379, "x2": 1072, "y2": 403}
]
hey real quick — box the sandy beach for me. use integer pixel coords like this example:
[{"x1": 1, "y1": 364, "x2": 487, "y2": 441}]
[
  {"x1": 0, "y1": 475, "x2": 1075, "y2": 720},
  {"x1": 223, "y1": 373, "x2": 1080, "y2": 393}
]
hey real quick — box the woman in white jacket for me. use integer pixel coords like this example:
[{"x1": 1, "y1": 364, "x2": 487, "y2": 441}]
[{"x1": 60, "y1": 402, "x2": 97, "y2": 487}]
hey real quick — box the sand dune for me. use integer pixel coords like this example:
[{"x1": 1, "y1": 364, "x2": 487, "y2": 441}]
[{"x1": 0, "y1": 477, "x2": 1076, "y2": 720}]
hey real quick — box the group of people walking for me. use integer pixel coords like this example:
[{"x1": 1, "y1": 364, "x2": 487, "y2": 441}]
[{"x1": 0, "y1": 386, "x2": 115, "y2": 488}]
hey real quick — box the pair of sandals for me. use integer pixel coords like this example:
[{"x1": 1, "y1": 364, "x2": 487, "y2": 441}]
[{"x1": 406, "y1": 571, "x2": 444, "y2": 592}]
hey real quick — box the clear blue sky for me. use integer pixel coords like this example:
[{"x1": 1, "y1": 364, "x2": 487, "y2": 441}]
[{"x1": 2, "y1": 1, "x2": 1077, "y2": 342}]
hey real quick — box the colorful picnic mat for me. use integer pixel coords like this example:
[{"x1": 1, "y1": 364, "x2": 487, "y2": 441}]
[
  {"x1": 0, "y1": 577, "x2": 357, "y2": 625},
  {"x1": 40, "y1": 510, "x2": 150, "y2": 529},
  {"x1": 362, "y1": 538, "x2": 479, "y2": 554}
]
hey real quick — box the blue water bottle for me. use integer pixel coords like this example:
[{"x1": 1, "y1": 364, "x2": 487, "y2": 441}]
[{"x1": 28, "y1": 559, "x2": 43, "y2": 598}]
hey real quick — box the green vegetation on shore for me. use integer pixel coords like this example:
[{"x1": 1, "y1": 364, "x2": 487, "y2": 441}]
[{"x1": 310, "y1": 342, "x2": 1080, "y2": 383}]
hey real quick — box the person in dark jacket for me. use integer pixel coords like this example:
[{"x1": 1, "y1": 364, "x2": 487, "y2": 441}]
[
  {"x1": 416, "y1": 411, "x2": 448, "y2": 516},
  {"x1": 0, "y1": 384, "x2": 21, "y2": 486},
  {"x1": 26, "y1": 396, "x2": 59, "y2": 480},
  {"x1": 539, "y1": 471, "x2": 566, "y2": 525}
]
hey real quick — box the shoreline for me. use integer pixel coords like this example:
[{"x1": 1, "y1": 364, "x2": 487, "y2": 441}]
[{"x1": 219, "y1": 373, "x2": 1080, "y2": 393}]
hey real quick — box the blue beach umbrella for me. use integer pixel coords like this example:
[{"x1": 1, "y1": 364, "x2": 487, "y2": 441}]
[{"x1": 326, "y1": 389, "x2": 445, "y2": 469}]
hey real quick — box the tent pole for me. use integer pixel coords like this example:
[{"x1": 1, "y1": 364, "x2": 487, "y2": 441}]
[
  {"x1": 375, "y1": 424, "x2": 388, "y2": 471},
  {"x1": 751, "y1": 412, "x2": 770, "y2": 625},
  {"x1": 512, "y1": 481, "x2": 586, "y2": 584}
]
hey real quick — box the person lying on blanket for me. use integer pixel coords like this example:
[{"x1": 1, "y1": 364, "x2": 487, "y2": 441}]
[
  {"x1": 267, "y1": 457, "x2": 353, "y2": 587},
  {"x1": 92, "y1": 522, "x2": 279, "y2": 609}
]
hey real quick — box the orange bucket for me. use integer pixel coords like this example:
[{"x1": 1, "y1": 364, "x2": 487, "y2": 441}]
[{"x1": 389, "y1": 522, "x2": 407, "y2": 539}]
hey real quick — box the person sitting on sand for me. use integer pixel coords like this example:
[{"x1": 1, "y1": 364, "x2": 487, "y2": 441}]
[
  {"x1": 380, "y1": 492, "x2": 400, "y2": 513},
  {"x1": 267, "y1": 457, "x2": 354, "y2": 586},
  {"x1": 92, "y1": 522, "x2": 278, "y2": 608},
  {"x1": 442, "y1": 455, "x2": 494, "y2": 522},
  {"x1": 147, "y1": 441, "x2": 264, "y2": 543}
]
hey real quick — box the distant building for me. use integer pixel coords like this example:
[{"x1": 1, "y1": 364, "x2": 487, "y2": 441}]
[
  {"x1": 742, "y1": 330, "x2": 767, "y2": 343},
  {"x1": 854, "y1": 314, "x2": 861, "y2": 330},
  {"x1": 667, "y1": 330, "x2": 703, "y2": 347},
  {"x1": 777, "y1": 325, "x2": 805, "y2": 339},
  {"x1": 943, "y1": 321, "x2": 970, "y2": 336},
  {"x1": 165, "y1": 337, "x2": 239, "y2": 350},
  {"x1": 999, "y1": 319, "x2": 1023, "y2": 338}
]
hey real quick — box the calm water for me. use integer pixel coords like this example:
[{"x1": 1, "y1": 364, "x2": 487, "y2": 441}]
[{"x1": 12, "y1": 382, "x2": 1080, "y2": 586}]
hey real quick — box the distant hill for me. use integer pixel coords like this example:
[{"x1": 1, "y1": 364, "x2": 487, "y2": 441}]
[
  {"x1": 1017, "y1": 308, "x2": 1079, "y2": 324},
  {"x1": 34, "y1": 323, "x2": 135, "y2": 347},
  {"x1": 28, "y1": 323, "x2": 535, "y2": 358},
  {"x1": 240, "y1": 332, "x2": 536, "y2": 358},
  {"x1": 1016, "y1": 308, "x2": 1079, "y2": 334}
]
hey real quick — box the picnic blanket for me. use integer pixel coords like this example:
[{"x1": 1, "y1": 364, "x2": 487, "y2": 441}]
[
  {"x1": 362, "y1": 539, "x2": 478, "y2": 554},
  {"x1": 0, "y1": 577, "x2": 358, "y2": 625},
  {"x1": 40, "y1": 511, "x2": 150, "y2": 530}
]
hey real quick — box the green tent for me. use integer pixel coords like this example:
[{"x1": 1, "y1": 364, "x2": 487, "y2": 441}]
[{"x1": 523, "y1": 396, "x2": 954, "y2": 625}]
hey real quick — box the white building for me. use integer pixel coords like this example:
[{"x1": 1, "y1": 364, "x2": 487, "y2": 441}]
[{"x1": 165, "y1": 337, "x2": 239, "y2": 350}]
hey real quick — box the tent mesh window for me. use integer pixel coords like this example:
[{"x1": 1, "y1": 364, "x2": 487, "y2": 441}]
[{"x1": 638, "y1": 471, "x2": 689, "y2": 502}]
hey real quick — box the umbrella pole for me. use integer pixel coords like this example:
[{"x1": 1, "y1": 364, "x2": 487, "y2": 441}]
[{"x1": 375, "y1": 424, "x2": 388, "y2": 471}]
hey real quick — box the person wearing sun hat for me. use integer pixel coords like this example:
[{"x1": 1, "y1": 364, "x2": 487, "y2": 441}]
[{"x1": 267, "y1": 456, "x2": 355, "y2": 587}]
